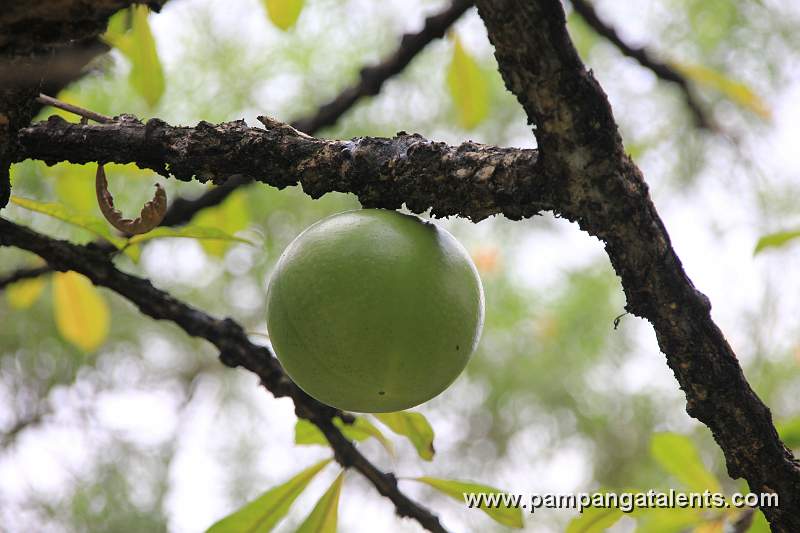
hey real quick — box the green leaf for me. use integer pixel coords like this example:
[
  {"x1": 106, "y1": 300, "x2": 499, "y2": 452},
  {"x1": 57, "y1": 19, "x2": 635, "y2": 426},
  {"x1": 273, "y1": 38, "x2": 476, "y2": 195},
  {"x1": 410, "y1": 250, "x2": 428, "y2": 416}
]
[
  {"x1": 296, "y1": 471, "x2": 344, "y2": 533},
  {"x1": 126, "y1": 225, "x2": 254, "y2": 246},
  {"x1": 263, "y1": 0, "x2": 305, "y2": 31},
  {"x1": 777, "y1": 418, "x2": 800, "y2": 449},
  {"x1": 747, "y1": 509, "x2": 771, "y2": 533},
  {"x1": 754, "y1": 229, "x2": 800, "y2": 254},
  {"x1": 670, "y1": 61, "x2": 770, "y2": 119},
  {"x1": 105, "y1": 9, "x2": 130, "y2": 43},
  {"x1": 650, "y1": 433, "x2": 721, "y2": 493},
  {"x1": 631, "y1": 507, "x2": 707, "y2": 533},
  {"x1": 411, "y1": 477, "x2": 523, "y2": 528},
  {"x1": 52, "y1": 163, "x2": 96, "y2": 214},
  {"x1": 294, "y1": 418, "x2": 393, "y2": 455},
  {"x1": 104, "y1": 6, "x2": 165, "y2": 107},
  {"x1": 374, "y1": 411, "x2": 434, "y2": 461},
  {"x1": 10, "y1": 196, "x2": 126, "y2": 249},
  {"x1": 566, "y1": 506, "x2": 624, "y2": 533},
  {"x1": 206, "y1": 458, "x2": 331, "y2": 533},
  {"x1": 53, "y1": 271, "x2": 110, "y2": 353},
  {"x1": 447, "y1": 34, "x2": 489, "y2": 129},
  {"x1": 195, "y1": 190, "x2": 251, "y2": 257}
]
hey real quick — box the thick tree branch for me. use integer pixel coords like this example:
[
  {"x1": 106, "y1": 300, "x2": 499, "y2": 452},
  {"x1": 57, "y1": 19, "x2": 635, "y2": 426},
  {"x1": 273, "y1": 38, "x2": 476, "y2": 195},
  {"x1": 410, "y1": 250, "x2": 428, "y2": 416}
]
[
  {"x1": 568, "y1": 0, "x2": 713, "y2": 130},
  {"x1": 16, "y1": 115, "x2": 548, "y2": 222},
  {"x1": 475, "y1": 0, "x2": 799, "y2": 530},
  {"x1": 0, "y1": 216, "x2": 448, "y2": 533}
]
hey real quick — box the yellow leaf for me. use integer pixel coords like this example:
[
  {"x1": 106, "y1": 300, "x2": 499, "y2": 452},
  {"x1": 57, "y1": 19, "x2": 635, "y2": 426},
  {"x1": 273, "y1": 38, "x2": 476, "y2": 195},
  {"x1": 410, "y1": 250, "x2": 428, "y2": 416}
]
[
  {"x1": 447, "y1": 34, "x2": 489, "y2": 129},
  {"x1": 52, "y1": 271, "x2": 110, "y2": 353},
  {"x1": 6, "y1": 277, "x2": 46, "y2": 309},
  {"x1": 670, "y1": 61, "x2": 770, "y2": 120},
  {"x1": 263, "y1": 0, "x2": 305, "y2": 31}
]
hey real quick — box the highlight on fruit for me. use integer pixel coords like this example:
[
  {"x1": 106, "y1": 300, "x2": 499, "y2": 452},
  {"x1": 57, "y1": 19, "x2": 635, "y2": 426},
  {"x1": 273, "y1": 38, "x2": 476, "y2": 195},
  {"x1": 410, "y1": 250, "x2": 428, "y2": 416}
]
[{"x1": 265, "y1": 208, "x2": 485, "y2": 412}]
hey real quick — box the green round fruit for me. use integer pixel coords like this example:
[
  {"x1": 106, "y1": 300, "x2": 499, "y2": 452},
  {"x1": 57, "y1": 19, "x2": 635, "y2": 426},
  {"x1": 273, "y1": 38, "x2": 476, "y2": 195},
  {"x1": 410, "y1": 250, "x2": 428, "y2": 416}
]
[{"x1": 265, "y1": 209, "x2": 484, "y2": 413}]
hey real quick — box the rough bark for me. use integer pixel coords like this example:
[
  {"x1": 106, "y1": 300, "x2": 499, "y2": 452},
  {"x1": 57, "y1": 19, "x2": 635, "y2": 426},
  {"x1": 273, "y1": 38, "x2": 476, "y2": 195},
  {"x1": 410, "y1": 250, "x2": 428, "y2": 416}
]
[
  {"x1": 475, "y1": 0, "x2": 799, "y2": 530},
  {"x1": 16, "y1": 115, "x2": 548, "y2": 222}
]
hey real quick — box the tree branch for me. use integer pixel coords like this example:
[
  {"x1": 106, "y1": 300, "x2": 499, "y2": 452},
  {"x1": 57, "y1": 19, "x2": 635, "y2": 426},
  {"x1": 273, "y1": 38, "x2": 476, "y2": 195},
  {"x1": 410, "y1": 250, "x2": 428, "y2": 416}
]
[
  {"x1": 0, "y1": 216, "x2": 449, "y2": 533},
  {"x1": 0, "y1": 265, "x2": 51, "y2": 290},
  {"x1": 16, "y1": 115, "x2": 549, "y2": 222},
  {"x1": 475, "y1": 0, "x2": 799, "y2": 530},
  {"x1": 292, "y1": 0, "x2": 474, "y2": 134},
  {"x1": 568, "y1": 0, "x2": 713, "y2": 130}
]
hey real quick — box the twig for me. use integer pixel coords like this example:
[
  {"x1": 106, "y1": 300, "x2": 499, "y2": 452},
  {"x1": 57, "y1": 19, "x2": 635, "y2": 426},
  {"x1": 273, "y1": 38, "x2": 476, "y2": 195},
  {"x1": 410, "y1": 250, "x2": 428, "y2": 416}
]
[
  {"x1": 569, "y1": 0, "x2": 715, "y2": 131},
  {"x1": 293, "y1": 0, "x2": 473, "y2": 134},
  {"x1": 0, "y1": 216, "x2": 449, "y2": 533},
  {"x1": 35, "y1": 93, "x2": 114, "y2": 124},
  {"x1": 0, "y1": 265, "x2": 52, "y2": 290}
]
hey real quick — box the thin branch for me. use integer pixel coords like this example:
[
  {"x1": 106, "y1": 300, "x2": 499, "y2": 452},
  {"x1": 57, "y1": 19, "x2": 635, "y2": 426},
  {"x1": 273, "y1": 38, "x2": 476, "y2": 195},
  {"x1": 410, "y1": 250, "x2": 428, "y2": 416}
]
[
  {"x1": 0, "y1": 216, "x2": 449, "y2": 533},
  {"x1": 293, "y1": 0, "x2": 474, "y2": 134},
  {"x1": 35, "y1": 93, "x2": 114, "y2": 124},
  {"x1": 569, "y1": 0, "x2": 714, "y2": 131},
  {"x1": 0, "y1": 265, "x2": 52, "y2": 289}
]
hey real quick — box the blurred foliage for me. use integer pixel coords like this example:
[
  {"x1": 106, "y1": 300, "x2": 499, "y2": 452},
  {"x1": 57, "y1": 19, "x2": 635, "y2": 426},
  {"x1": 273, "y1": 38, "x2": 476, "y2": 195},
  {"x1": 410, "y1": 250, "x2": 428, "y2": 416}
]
[{"x1": 2, "y1": 0, "x2": 800, "y2": 532}]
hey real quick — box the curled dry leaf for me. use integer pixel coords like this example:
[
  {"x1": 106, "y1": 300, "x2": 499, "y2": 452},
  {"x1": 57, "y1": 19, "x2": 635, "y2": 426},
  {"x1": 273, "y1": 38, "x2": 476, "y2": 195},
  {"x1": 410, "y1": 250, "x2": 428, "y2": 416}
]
[{"x1": 95, "y1": 164, "x2": 166, "y2": 235}]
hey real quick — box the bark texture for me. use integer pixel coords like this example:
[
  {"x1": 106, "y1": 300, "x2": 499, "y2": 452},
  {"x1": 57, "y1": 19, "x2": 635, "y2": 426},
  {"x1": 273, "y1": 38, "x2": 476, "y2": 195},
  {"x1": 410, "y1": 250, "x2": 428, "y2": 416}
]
[
  {"x1": 17, "y1": 115, "x2": 548, "y2": 222},
  {"x1": 475, "y1": 0, "x2": 799, "y2": 530}
]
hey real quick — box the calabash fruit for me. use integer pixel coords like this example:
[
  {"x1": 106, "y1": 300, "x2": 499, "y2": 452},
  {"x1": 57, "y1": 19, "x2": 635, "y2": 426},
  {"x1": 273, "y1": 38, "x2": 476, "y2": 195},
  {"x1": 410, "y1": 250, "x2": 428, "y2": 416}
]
[{"x1": 266, "y1": 209, "x2": 484, "y2": 412}]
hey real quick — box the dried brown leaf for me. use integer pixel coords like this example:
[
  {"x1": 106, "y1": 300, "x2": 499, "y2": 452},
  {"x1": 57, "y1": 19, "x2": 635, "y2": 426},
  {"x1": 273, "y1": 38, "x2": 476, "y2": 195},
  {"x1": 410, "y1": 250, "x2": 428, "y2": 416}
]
[{"x1": 95, "y1": 164, "x2": 166, "y2": 235}]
